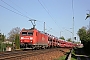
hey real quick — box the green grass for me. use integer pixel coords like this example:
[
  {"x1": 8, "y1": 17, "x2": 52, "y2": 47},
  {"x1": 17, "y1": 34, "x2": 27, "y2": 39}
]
[
  {"x1": 71, "y1": 49, "x2": 77, "y2": 60},
  {"x1": 53, "y1": 49, "x2": 77, "y2": 60},
  {"x1": 58, "y1": 56, "x2": 66, "y2": 60},
  {"x1": 53, "y1": 56, "x2": 66, "y2": 60},
  {"x1": 54, "y1": 52, "x2": 77, "y2": 60},
  {"x1": 54, "y1": 56, "x2": 76, "y2": 60},
  {"x1": 72, "y1": 50, "x2": 75, "y2": 55},
  {"x1": 71, "y1": 57, "x2": 76, "y2": 60}
]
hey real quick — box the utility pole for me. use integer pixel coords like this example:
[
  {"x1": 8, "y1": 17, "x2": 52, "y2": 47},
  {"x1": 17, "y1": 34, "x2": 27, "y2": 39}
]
[
  {"x1": 60, "y1": 31, "x2": 63, "y2": 38},
  {"x1": 44, "y1": 22, "x2": 45, "y2": 33},
  {"x1": 60, "y1": 31, "x2": 61, "y2": 38},
  {"x1": 72, "y1": 0, "x2": 74, "y2": 42},
  {"x1": 29, "y1": 19, "x2": 36, "y2": 29},
  {"x1": 72, "y1": 17, "x2": 74, "y2": 42}
]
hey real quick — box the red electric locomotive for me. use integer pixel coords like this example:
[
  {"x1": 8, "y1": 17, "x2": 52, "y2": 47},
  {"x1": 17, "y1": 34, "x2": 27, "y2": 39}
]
[{"x1": 20, "y1": 28, "x2": 48, "y2": 49}]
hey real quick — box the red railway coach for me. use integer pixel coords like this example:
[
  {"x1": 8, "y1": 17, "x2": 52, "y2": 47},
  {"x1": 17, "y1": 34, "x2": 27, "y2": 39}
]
[
  {"x1": 57, "y1": 39, "x2": 66, "y2": 48},
  {"x1": 51, "y1": 35, "x2": 56, "y2": 47},
  {"x1": 47, "y1": 34, "x2": 52, "y2": 48},
  {"x1": 20, "y1": 28, "x2": 48, "y2": 49},
  {"x1": 46, "y1": 34, "x2": 54, "y2": 48},
  {"x1": 47, "y1": 34, "x2": 58, "y2": 48},
  {"x1": 65, "y1": 42, "x2": 72, "y2": 48}
]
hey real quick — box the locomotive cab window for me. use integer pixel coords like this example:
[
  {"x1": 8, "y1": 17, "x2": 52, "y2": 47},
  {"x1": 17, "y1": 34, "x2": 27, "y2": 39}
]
[
  {"x1": 28, "y1": 32, "x2": 33, "y2": 36},
  {"x1": 22, "y1": 32, "x2": 27, "y2": 35}
]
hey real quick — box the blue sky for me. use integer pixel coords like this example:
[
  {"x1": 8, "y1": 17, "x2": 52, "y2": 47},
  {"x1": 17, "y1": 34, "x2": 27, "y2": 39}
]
[{"x1": 0, "y1": 0, "x2": 90, "y2": 41}]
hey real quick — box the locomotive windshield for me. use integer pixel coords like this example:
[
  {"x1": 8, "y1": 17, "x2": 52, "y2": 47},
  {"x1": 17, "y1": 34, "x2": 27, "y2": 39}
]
[
  {"x1": 22, "y1": 32, "x2": 33, "y2": 36},
  {"x1": 28, "y1": 32, "x2": 33, "y2": 36},
  {"x1": 22, "y1": 32, "x2": 27, "y2": 35}
]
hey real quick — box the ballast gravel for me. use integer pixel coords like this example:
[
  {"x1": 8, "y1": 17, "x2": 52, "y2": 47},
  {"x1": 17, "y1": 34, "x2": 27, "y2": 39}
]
[{"x1": 21, "y1": 48, "x2": 70, "y2": 60}]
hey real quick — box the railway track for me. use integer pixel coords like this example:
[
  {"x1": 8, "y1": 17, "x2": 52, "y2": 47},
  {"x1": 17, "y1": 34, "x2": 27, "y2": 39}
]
[
  {"x1": 0, "y1": 51, "x2": 28, "y2": 58},
  {"x1": 0, "y1": 48, "x2": 69, "y2": 60}
]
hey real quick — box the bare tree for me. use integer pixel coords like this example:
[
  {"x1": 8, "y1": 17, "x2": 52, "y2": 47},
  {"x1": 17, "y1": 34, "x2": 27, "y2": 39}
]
[{"x1": 8, "y1": 27, "x2": 21, "y2": 41}]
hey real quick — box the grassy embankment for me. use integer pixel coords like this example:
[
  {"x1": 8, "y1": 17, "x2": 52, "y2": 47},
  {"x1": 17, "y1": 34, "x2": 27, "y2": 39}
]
[{"x1": 54, "y1": 49, "x2": 77, "y2": 60}]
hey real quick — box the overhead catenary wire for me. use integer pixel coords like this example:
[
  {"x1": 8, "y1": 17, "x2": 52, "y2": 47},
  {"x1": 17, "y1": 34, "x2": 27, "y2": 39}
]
[
  {"x1": 37, "y1": 20, "x2": 58, "y2": 33},
  {"x1": 45, "y1": 23, "x2": 59, "y2": 33},
  {"x1": 9, "y1": 0, "x2": 32, "y2": 18},
  {"x1": 38, "y1": 0, "x2": 61, "y2": 29},
  {"x1": 0, "y1": 0, "x2": 55, "y2": 33},
  {"x1": 36, "y1": 22, "x2": 58, "y2": 36},
  {"x1": 2, "y1": 0, "x2": 53, "y2": 29},
  {"x1": 0, "y1": 0, "x2": 31, "y2": 19},
  {"x1": 37, "y1": 21, "x2": 59, "y2": 36},
  {"x1": 1, "y1": 0, "x2": 59, "y2": 29},
  {"x1": 0, "y1": 4, "x2": 29, "y2": 19},
  {"x1": 0, "y1": 0, "x2": 59, "y2": 37}
]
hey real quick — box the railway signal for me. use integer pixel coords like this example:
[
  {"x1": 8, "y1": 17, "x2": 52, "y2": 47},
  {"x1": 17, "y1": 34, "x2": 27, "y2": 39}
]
[{"x1": 74, "y1": 37, "x2": 76, "y2": 40}]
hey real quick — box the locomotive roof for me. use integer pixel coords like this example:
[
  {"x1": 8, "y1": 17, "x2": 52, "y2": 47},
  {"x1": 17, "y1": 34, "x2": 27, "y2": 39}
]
[{"x1": 22, "y1": 28, "x2": 35, "y2": 30}]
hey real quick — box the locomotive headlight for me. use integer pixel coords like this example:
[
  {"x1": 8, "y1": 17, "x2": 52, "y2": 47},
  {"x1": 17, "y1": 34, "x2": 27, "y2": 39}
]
[
  {"x1": 21, "y1": 41, "x2": 22, "y2": 42},
  {"x1": 21, "y1": 37, "x2": 24, "y2": 39},
  {"x1": 31, "y1": 41, "x2": 32, "y2": 42},
  {"x1": 58, "y1": 43, "x2": 59, "y2": 45},
  {"x1": 30, "y1": 37, "x2": 33, "y2": 40}
]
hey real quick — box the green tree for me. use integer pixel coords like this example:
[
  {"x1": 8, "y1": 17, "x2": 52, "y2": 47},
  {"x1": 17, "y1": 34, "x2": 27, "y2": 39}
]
[
  {"x1": 0, "y1": 33, "x2": 5, "y2": 42},
  {"x1": 77, "y1": 27, "x2": 87, "y2": 47},
  {"x1": 67, "y1": 38, "x2": 72, "y2": 42},
  {"x1": 78, "y1": 26, "x2": 90, "y2": 53},
  {"x1": 15, "y1": 34, "x2": 20, "y2": 49},
  {"x1": 77, "y1": 27, "x2": 87, "y2": 41},
  {"x1": 59, "y1": 36, "x2": 65, "y2": 40},
  {"x1": 0, "y1": 33, "x2": 6, "y2": 51}
]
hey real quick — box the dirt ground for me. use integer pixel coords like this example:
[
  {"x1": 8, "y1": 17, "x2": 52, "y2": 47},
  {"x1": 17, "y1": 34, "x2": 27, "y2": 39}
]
[{"x1": 21, "y1": 48, "x2": 70, "y2": 60}]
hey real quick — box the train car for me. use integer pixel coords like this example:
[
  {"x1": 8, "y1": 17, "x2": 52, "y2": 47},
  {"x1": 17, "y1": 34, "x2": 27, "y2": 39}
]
[
  {"x1": 65, "y1": 42, "x2": 73, "y2": 48},
  {"x1": 52, "y1": 36, "x2": 56, "y2": 47},
  {"x1": 55, "y1": 37, "x2": 58, "y2": 47},
  {"x1": 47, "y1": 34, "x2": 52, "y2": 48},
  {"x1": 57, "y1": 39, "x2": 75, "y2": 48},
  {"x1": 47, "y1": 35, "x2": 58, "y2": 48},
  {"x1": 20, "y1": 28, "x2": 48, "y2": 49},
  {"x1": 58, "y1": 39, "x2": 66, "y2": 47}
]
